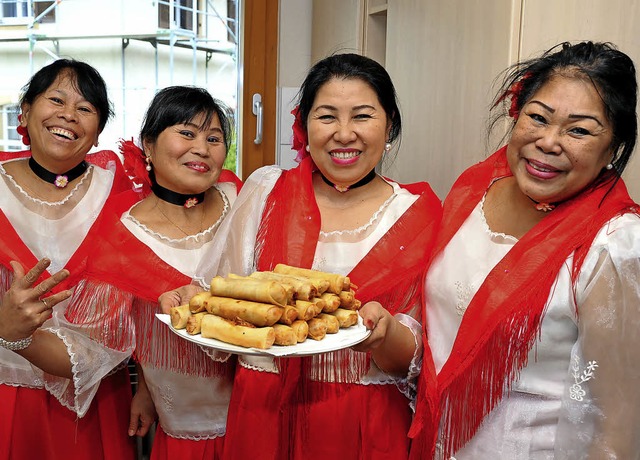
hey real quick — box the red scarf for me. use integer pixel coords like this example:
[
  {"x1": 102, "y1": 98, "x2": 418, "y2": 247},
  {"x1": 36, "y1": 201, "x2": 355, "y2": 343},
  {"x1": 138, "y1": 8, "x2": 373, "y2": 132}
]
[
  {"x1": 255, "y1": 156, "x2": 442, "y2": 404},
  {"x1": 409, "y1": 146, "x2": 638, "y2": 459},
  {"x1": 0, "y1": 150, "x2": 137, "y2": 291},
  {"x1": 64, "y1": 175, "x2": 241, "y2": 376}
]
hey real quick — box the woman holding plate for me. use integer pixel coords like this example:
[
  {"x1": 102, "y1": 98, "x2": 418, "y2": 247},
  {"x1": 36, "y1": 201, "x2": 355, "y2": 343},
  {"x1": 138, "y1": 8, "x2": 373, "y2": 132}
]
[
  {"x1": 66, "y1": 85, "x2": 242, "y2": 460},
  {"x1": 171, "y1": 53, "x2": 442, "y2": 459}
]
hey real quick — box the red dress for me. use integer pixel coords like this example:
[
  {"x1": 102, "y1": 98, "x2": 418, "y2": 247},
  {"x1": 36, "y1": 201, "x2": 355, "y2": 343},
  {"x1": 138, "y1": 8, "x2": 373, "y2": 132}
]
[
  {"x1": 213, "y1": 158, "x2": 442, "y2": 460},
  {"x1": 0, "y1": 151, "x2": 138, "y2": 460}
]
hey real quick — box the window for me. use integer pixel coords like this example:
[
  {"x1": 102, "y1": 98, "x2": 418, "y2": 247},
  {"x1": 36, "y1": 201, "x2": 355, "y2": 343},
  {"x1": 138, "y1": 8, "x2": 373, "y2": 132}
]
[
  {"x1": 158, "y1": 0, "x2": 195, "y2": 32},
  {"x1": 2, "y1": 104, "x2": 23, "y2": 152},
  {"x1": 0, "y1": 0, "x2": 55, "y2": 25},
  {"x1": 33, "y1": 1, "x2": 56, "y2": 24}
]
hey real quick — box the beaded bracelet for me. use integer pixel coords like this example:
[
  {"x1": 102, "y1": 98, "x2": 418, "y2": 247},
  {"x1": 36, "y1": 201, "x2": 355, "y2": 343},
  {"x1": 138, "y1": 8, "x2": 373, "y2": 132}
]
[{"x1": 0, "y1": 335, "x2": 33, "y2": 351}]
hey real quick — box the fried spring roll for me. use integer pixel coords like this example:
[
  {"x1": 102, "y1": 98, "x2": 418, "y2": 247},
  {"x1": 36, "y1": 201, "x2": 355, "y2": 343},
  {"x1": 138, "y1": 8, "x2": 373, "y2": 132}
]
[
  {"x1": 307, "y1": 317, "x2": 328, "y2": 341},
  {"x1": 201, "y1": 315, "x2": 275, "y2": 349},
  {"x1": 170, "y1": 304, "x2": 191, "y2": 329},
  {"x1": 273, "y1": 264, "x2": 350, "y2": 294},
  {"x1": 205, "y1": 296, "x2": 284, "y2": 327},
  {"x1": 277, "y1": 304, "x2": 299, "y2": 325},
  {"x1": 293, "y1": 300, "x2": 319, "y2": 321},
  {"x1": 249, "y1": 271, "x2": 317, "y2": 301},
  {"x1": 209, "y1": 276, "x2": 288, "y2": 307},
  {"x1": 317, "y1": 313, "x2": 340, "y2": 334},
  {"x1": 320, "y1": 293, "x2": 341, "y2": 313},
  {"x1": 291, "y1": 320, "x2": 309, "y2": 342},
  {"x1": 338, "y1": 290, "x2": 357, "y2": 310},
  {"x1": 189, "y1": 291, "x2": 212, "y2": 313},
  {"x1": 273, "y1": 324, "x2": 297, "y2": 346},
  {"x1": 311, "y1": 297, "x2": 326, "y2": 314},
  {"x1": 329, "y1": 308, "x2": 358, "y2": 328},
  {"x1": 185, "y1": 312, "x2": 208, "y2": 335}
]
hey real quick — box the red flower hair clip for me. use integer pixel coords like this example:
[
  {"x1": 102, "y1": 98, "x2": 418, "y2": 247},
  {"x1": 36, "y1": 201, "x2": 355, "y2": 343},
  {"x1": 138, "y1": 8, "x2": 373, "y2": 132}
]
[
  {"x1": 120, "y1": 138, "x2": 152, "y2": 195},
  {"x1": 496, "y1": 73, "x2": 531, "y2": 120},
  {"x1": 291, "y1": 105, "x2": 309, "y2": 163},
  {"x1": 17, "y1": 114, "x2": 30, "y2": 146}
]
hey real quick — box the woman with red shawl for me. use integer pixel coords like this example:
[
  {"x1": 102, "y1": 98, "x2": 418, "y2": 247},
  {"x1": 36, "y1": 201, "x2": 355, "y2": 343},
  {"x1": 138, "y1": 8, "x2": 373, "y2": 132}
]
[
  {"x1": 178, "y1": 53, "x2": 442, "y2": 459},
  {"x1": 410, "y1": 42, "x2": 640, "y2": 459},
  {"x1": 67, "y1": 86, "x2": 242, "y2": 460},
  {"x1": 0, "y1": 59, "x2": 137, "y2": 459}
]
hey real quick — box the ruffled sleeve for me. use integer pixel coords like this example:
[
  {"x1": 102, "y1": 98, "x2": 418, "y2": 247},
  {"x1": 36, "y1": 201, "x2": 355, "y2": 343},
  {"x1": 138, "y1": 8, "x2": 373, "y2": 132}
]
[
  {"x1": 193, "y1": 166, "x2": 282, "y2": 283},
  {"x1": 555, "y1": 214, "x2": 640, "y2": 458},
  {"x1": 35, "y1": 278, "x2": 136, "y2": 417}
]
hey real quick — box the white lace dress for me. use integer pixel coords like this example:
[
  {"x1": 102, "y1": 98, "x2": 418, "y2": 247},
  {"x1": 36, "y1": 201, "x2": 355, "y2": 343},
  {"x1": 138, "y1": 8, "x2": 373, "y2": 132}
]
[
  {"x1": 426, "y1": 198, "x2": 640, "y2": 459},
  {"x1": 0, "y1": 158, "x2": 123, "y2": 416},
  {"x1": 122, "y1": 181, "x2": 236, "y2": 439}
]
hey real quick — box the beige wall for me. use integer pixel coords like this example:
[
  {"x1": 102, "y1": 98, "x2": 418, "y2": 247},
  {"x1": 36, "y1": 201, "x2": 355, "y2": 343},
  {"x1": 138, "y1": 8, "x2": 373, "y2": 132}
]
[{"x1": 305, "y1": 0, "x2": 640, "y2": 200}]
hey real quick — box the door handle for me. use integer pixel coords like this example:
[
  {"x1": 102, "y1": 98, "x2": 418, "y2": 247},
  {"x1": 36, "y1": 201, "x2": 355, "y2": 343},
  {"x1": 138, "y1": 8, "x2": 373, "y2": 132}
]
[{"x1": 252, "y1": 93, "x2": 263, "y2": 144}]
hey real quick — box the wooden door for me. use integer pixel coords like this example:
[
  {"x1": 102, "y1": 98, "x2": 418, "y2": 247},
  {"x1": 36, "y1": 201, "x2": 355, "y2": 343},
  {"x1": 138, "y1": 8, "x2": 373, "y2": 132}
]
[{"x1": 240, "y1": 0, "x2": 279, "y2": 180}]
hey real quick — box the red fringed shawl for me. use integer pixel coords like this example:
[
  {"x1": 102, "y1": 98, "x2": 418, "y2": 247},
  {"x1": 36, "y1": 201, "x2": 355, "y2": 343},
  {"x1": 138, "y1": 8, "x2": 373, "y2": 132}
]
[
  {"x1": 0, "y1": 150, "x2": 138, "y2": 291},
  {"x1": 255, "y1": 156, "x2": 442, "y2": 392},
  {"x1": 64, "y1": 173, "x2": 241, "y2": 377},
  {"x1": 409, "y1": 146, "x2": 638, "y2": 459}
]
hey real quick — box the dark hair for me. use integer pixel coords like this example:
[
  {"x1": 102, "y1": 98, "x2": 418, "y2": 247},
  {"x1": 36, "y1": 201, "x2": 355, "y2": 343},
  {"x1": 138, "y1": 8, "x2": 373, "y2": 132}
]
[
  {"x1": 491, "y1": 41, "x2": 638, "y2": 175},
  {"x1": 140, "y1": 86, "x2": 233, "y2": 153},
  {"x1": 20, "y1": 59, "x2": 113, "y2": 133},
  {"x1": 295, "y1": 53, "x2": 401, "y2": 144}
]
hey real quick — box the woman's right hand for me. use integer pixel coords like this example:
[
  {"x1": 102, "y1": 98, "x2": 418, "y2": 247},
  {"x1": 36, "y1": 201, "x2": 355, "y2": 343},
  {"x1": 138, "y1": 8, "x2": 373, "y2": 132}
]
[
  {"x1": 158, "y1": 284, "x2": 204, "y2": 314},
  {"x1": 0, "y1": 258, "x2": 71, "y2": 342}
]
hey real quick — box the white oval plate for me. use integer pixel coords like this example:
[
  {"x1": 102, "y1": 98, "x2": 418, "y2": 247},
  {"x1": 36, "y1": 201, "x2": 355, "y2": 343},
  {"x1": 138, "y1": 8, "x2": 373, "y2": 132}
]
[{"x1": 156, "y1": 313, "x2": 371, "y2": 357}]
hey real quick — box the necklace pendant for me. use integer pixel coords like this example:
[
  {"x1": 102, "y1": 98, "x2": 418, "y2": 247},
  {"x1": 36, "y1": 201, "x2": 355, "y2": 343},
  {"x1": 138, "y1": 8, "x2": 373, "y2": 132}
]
[
  {"x1": 535, "y1": 202, "x2": 555, "y2": 212},
  {"x1": 334, "y1": 184, "x2": 350, "y2": 193},
  {"x1": 54, "y1": 175, "x2": 69, "y2": 188},
  {"x1": 184, "y1": 197, "x2": 199, "y2": 208}
]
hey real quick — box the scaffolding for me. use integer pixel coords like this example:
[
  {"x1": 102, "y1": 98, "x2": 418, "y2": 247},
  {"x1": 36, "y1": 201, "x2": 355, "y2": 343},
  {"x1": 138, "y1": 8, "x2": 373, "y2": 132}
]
[{"x1": 0, "y1": 0, "x2": 240, "y2": 154}]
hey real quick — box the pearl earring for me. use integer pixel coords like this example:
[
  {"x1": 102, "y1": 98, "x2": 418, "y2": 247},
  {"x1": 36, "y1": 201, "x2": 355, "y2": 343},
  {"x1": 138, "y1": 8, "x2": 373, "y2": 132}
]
[
  {"x1": 305, "y1": 145, "x2": 310, "y2": 152},
  {"x1": 145, "y1": 156, "x2": 152, "y2": 172},
  {"x1": 606, "y1": 163, "x2": 613, "y2": 170},
  {"x1": 384, "y1": 143, "x2": 391, "y2": 153}
]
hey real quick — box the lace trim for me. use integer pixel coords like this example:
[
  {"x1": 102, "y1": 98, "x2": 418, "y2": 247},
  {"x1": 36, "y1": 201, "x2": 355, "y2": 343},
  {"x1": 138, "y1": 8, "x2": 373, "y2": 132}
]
[
  {"x1": 41, "y1": 326, "x2": 80, "y2": 414},
  {"x1": 479, "y1": 193, "x2": 519, "y2": 243},
  {"x1": 319, "y1": 181, "x2": 398, "y2": 237},
  {"x1": 0, "y1": 381, "x2": 43, "y2": 389},
  {"x1": 163, "y1": 426, "x2": 226, "y2": 440},
  {"x1": 125, "y1": 186, "x2": 230, "y2": 244},
  {"x1": 0, "y1": 161, "x2": 92, "y2": 207},
  {"x1": 238, "y1": 359, "x2": 278, "y2": 373}
]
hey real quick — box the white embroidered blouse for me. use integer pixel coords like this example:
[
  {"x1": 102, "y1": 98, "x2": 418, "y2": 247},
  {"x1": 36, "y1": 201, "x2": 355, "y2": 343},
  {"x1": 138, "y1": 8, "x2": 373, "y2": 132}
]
[{"x1": 426, "y1": 199, "x2": 640, "y2": 459}]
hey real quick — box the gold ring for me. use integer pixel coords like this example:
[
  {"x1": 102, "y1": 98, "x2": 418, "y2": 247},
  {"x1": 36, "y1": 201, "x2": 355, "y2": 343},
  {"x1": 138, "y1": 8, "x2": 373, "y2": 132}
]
[{"x1": 41, "y1": 298, "x2": 49, "y2": 308}]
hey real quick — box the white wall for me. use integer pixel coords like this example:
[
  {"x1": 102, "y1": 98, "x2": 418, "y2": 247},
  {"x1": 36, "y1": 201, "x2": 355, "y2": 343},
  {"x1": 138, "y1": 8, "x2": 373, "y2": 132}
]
[{"x1": 276, "y1": 0, "x2": 313, "y2": 170}]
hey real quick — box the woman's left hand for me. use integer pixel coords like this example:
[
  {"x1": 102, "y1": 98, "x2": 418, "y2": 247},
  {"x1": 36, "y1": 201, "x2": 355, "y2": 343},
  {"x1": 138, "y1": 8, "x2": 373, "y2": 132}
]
[{"x1": 351, "y1": 301, "x2": 395, "y2": 352}]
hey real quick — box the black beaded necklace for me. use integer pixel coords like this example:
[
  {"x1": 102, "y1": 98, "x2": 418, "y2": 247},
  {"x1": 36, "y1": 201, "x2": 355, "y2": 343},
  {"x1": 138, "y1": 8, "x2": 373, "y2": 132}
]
[
  {"x1": 151, "y1": 178, "x2": 205, "y2": 208},
  {"x1": 28, "y1": 156, "x2": 88, "y2": 188},
  {"x1": 320, "y1": 168, "x2": 377, "y2": 193}
]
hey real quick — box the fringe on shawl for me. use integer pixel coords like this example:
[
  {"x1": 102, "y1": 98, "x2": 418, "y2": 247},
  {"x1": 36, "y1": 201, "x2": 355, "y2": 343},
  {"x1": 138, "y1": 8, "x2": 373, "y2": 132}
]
[
  {"x1": 436, "y1": 280, "x2": 553, "y2": 459},
  {"x1": 66, "y1": 279, "x2": 231, "y2": 379},
  {"x1": 64, "y1": 278, "x2": 135, "y2": 352},
  {"x1": 131, "y1": 299, "x2": 232, "y2": 379}
]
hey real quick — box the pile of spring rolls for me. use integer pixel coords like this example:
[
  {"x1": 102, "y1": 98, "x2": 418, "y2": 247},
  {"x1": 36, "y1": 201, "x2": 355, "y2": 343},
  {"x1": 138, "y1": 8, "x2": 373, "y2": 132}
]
[{"x1": 169, "y1": 264, "x2": 361, "y2": 350}]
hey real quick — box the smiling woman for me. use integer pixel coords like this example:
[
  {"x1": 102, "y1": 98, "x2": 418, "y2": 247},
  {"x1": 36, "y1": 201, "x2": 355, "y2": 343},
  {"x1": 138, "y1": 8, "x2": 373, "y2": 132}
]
[
  {"x1": 0, "y1": 59, "x2": 138, "y2": 460},
  {"x1": 171, "y1": 53, "x2": 443, "y2": 460},
  {"x1": 411, "y1": 41, "x2": 640, "y2": 460},
  {"x1": 60, "y1": 85, "x2": 242, "y2": 460}
]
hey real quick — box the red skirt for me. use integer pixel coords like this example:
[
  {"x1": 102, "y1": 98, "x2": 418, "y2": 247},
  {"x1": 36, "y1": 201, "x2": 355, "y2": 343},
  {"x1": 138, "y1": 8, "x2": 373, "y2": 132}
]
[
  {"x1": 151, "y1": 425, "x2": 224, "y2": 460},
  {"x1": 0, "y1": 367, "x2": 136, "y2": 460},
  {"x1": 223, "y1": 365, "x2": 412, "y2": 460}
]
